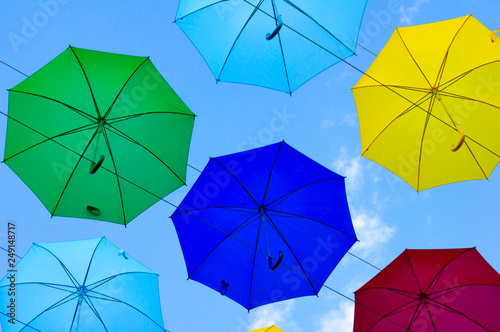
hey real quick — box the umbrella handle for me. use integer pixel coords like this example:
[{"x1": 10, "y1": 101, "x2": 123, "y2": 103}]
[
  {"x1": 87, "y1": 205, "x2": 101, "y2": 216},
  {"x1": 266, "y1": 15, "x2": 283, "y2": 40},
  {"x1": 491, "y1": 30, "x2": 500, "y2": 42},
  {"x1": 450, "y1": 124, "x2": 465, "y2": 152},
  {"x1": 90, "y1": 155, "x2": 105, "y2": 174},
  {"x1": 220, "y1": 280, "x2": 229, "y2": 295},
  {"x1": 268, "y1": 251, "x2": 284, "y2": 270}
]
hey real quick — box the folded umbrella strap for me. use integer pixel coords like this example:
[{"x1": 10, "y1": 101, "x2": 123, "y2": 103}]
[
  {"x1": 90, "y1": 155, "x2": 105, "y2": 174},
  {"x1": 86, "y1": 206, "x2": 101, "y2": 216},
  {"x1": 220, "y1": 280, "x2": 229, "y2": 295},
  {"x1": 268, "y1": 251, "x2": 284, "y2": 271}
]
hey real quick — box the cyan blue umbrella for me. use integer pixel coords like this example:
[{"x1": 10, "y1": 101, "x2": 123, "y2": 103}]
[
  {"x1": 171, "y1": 142, "x2": 357, "y2": 310},
  {"x1": 0, "y1": 238, "x2": 166, "y2": 331},
  {"x1": 175, "y1": 0, "x2": 368, "y2": 93}
]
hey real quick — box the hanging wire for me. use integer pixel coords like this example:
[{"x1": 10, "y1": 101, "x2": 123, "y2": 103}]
[
  {"x1": 0, "y1": 60, "x2": 29, "y2": 77},
  {"x1": 356, "y1": 43, "x2": 379, "y2": 57},
  {"x1": 0, "y1": 60, "x2": 416, "y2": 331}
]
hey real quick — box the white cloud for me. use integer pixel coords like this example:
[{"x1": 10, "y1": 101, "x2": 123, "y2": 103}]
[
  {"x1": 321, "y1": 118, "x2": 335, "y2": 129},
  {"x1": 248, "y1": 301, "x2": 295, "y2": 331},
  {"x1": 351, "y1": 211, "x2": 395, "y2": 259},
  {"x1": 333, "y1": 149, "x2": 364, "y2": 192},
  {"x1": 316, "y1": 301, "x2": 355, "y2": 332},
  {"x1": 399, "y1": 0, "x2": 430, "y2": 24}
]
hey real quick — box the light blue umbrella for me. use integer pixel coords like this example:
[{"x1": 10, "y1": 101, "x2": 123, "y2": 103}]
[
  {"x1": 0, "y1": 238, "x2": 165, "y2": 331},
  {"x1": 175, "y1": 0, "x2": 368, "y2": 93}
]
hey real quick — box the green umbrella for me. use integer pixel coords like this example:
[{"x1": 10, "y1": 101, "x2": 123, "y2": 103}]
[{"x1": 3, "y1": 46, "x2": 195, "y2": 226}]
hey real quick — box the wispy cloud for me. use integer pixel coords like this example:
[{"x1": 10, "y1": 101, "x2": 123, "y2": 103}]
[
  {"x1": 333, "y1": 148, "x2": 364, "y2": 193},
  {"x1": 249, "y1": 301, "x2": 298, "y2": 331},
  {"x1": 316, "y1": 301, "x2": 355, "y2": 332},
  {"x1": 351, "y1": 210, "x2": 395, "y2": 259},
  {"x1": 399, "y1": 0, "x2": 430, "y2": 24}
]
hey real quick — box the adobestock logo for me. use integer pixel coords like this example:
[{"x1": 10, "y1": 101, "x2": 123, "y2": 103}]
[{"x1": 8, "y1": 0, "x2": 72, "y2": 53}]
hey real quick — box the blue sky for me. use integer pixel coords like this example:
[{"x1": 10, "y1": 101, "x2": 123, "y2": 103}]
[{"x1": 1, "y1": 1, "x2": 499, "y2": 331}]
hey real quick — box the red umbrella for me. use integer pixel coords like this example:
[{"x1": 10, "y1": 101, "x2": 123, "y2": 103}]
[{"x1": 354, "y1": 248, "x2": 500, "y2": 332}]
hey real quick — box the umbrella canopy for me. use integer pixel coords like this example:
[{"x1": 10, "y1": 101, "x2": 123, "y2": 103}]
[
  {"x1": 0, "y1": 237, "x2": 166, "y2": 331},
  {"x1": 3, "y1": 46, "x2": 195, "y2": 225},
  {"x1": 353, "y1": 248, "x2": 500, "y2": 332},
  {"x1": 249, "y1": 325, "x2": 284, "y2": 332},
  {"x1": 171, "y1": 141, "x2": 357, "y2": 310},
  {"x1": 352, "y1": 15, "x2": 500, "y2": 191},
  {"x1": 175, "y1": 0, "x2": 367, "y2": 93}
]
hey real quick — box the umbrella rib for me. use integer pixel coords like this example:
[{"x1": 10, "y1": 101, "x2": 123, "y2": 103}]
[
  {"x1": 0, "y1": 312, "x2": 43, "y2": 332},
  {"x1": 82, "y1": 237, "x2": 105, "y2": 286},
  {"x1": 463, "y1": 141, "x2": 490, "y2": 179},
  {"x1": 406, "y1": 250, "x2": 423, "y2": 294},
  {"x1": 216, "y1": 0, "x2": 265, "y2": 81},
  {"x1": 7, "y1": 90, "x2": 97, "y2": 122},
  {"x1": 351, "y1": 84, "x2": 430, "y2": 93},
  {"x1": 210, "y1": 158, "x2": 260, "y2": 207},
  {"x1": 434, "y1": 15, "x2": 472, "y2": 88},
  {"x1": 244, "y1": 0, "x2": 357, "y2": 56},
  {"x1": 424, "y1": 248, "x2": 475, "y2": 294},
  {"x1": 426, "y1": 306, "x2": 439, "y2": 332},
  {"x1": 282, "y1": 0, "x2": 357, "y2": 54},
  {"x1": 80, "y1": 292, "x2": 110, "y2": 332},
  {"x1": 426, "y1": 300, "x2": 490, "y2": 331},
  {"x1": 2, "y1": 122, "x2": 97, "y2": 163},
  {"x1": 407, "y1": 301, "x2": 426, "y2": 331},
  {"x1": 106, "y1": 111, "x2": 195, "y2": 124},
  {"x1": 265, "y1": 215, "x2": 319, "y2": 297},
  {"x1": 18, "y1": 291, "x2": 80, "y2": 332},
  {"x1": 265, "y1": 208, "x2": 357, "y2": 241},
  {"x1": 261, "y1": 141, "x2": 284, "y2": 206},
  {"x1": 264, "y1": 176, "x2": 345, "y2": 209},
  {"x1": 365, "y1": 298, "x2": 420, "y2": 332},
  {"x1": 171, "y1": 206, "x2": 258, "y2": 218},
  {"x1": 174, "y1": 0, "x2": 229, "y2": 21},
  {"x1": 0, "y1": 281, "x2": 76, "y2": 293},
  {"x1": 395, "y1": 28, "x2": 432, "y2": 88},
  {"x1": 275, "y1": 21, "x2": 292, "y2": 93},
  {"x1": 69, "y1": 46, "x2": 101, "y2": 118},
  {"x1": 86, "y1": 271, "x2": 158, "y2": 290},
  {"x1": 101, "y1": 128, "x2": 128, "y2": 226},
  {"x1": 247, "y1": 216, "x2": 264, "y2": 310},
  {"x1": 103, "y1": 57, "x2": 150, "y2": 119},
  {"x1": 35, "y1": 244, "x2": 80, "y2": 288},
  {"x1": 87, "y1": 289, "x2": 168, "y2": 331},
  {"x1": 187, "y1": 212, "x2": 261, "y2": 280},
  {"x1": 416, "y1": 93, "x2": 438, "y2": 192},
  {"x1": 354, "y1": 286, "x2": 419, "y2": 298},
  {"x1": 50, "y1": 127, "x2": 102, "y2": 217},
  {"x1": 105, "y1": 124, "x2": 186, "y2": 186},
  {"x1": 437, "y1": 58, "x2": 500, "y2": 89},
  {"x1": 361, "y1": 92, "x2": 432, "y2": 155}
]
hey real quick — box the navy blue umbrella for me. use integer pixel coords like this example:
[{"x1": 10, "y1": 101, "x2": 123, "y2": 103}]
[{"x1": 171, "y1": 142, "x2": 357, "y2": 310}]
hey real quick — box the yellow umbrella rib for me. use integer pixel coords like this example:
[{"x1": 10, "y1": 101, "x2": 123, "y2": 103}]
[
  {"x1": 351, "y1": 84, "x2": 430, "y2": 93},
  {"x1": 434, "y1": 14, "x2": 473, "y2": 88},
  {"x1": 395, "y1": 28, "x2": 433, "y2": 88},
  {"x1": 361, "y1": 90, "x2": 432, "y2": 155},
  {"x1": 462, "y1": 141, "x2": 490, "y2": 180},
  {"x1": 439, "y1": 58, "x2": 500, "y2": 90},
  {"x1": 415, "y1": 94, "x2": 441, "y2": 191}
]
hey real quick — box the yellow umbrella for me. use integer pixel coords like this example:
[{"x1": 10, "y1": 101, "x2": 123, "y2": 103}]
[
  {"x1": 248, "y1": 325, "x2": 284, "y2": 332},
  {"x1": 352, "y1": 15, "x2": 500, "y2": 191}
]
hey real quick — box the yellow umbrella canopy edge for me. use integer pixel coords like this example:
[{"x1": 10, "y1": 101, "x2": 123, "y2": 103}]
[
  {"x1": 352, "y1": 15, "x2": 500, "y2": 191},
  {"x1": 248, "y1": 325, "x2": 284, "y2": 332}
]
